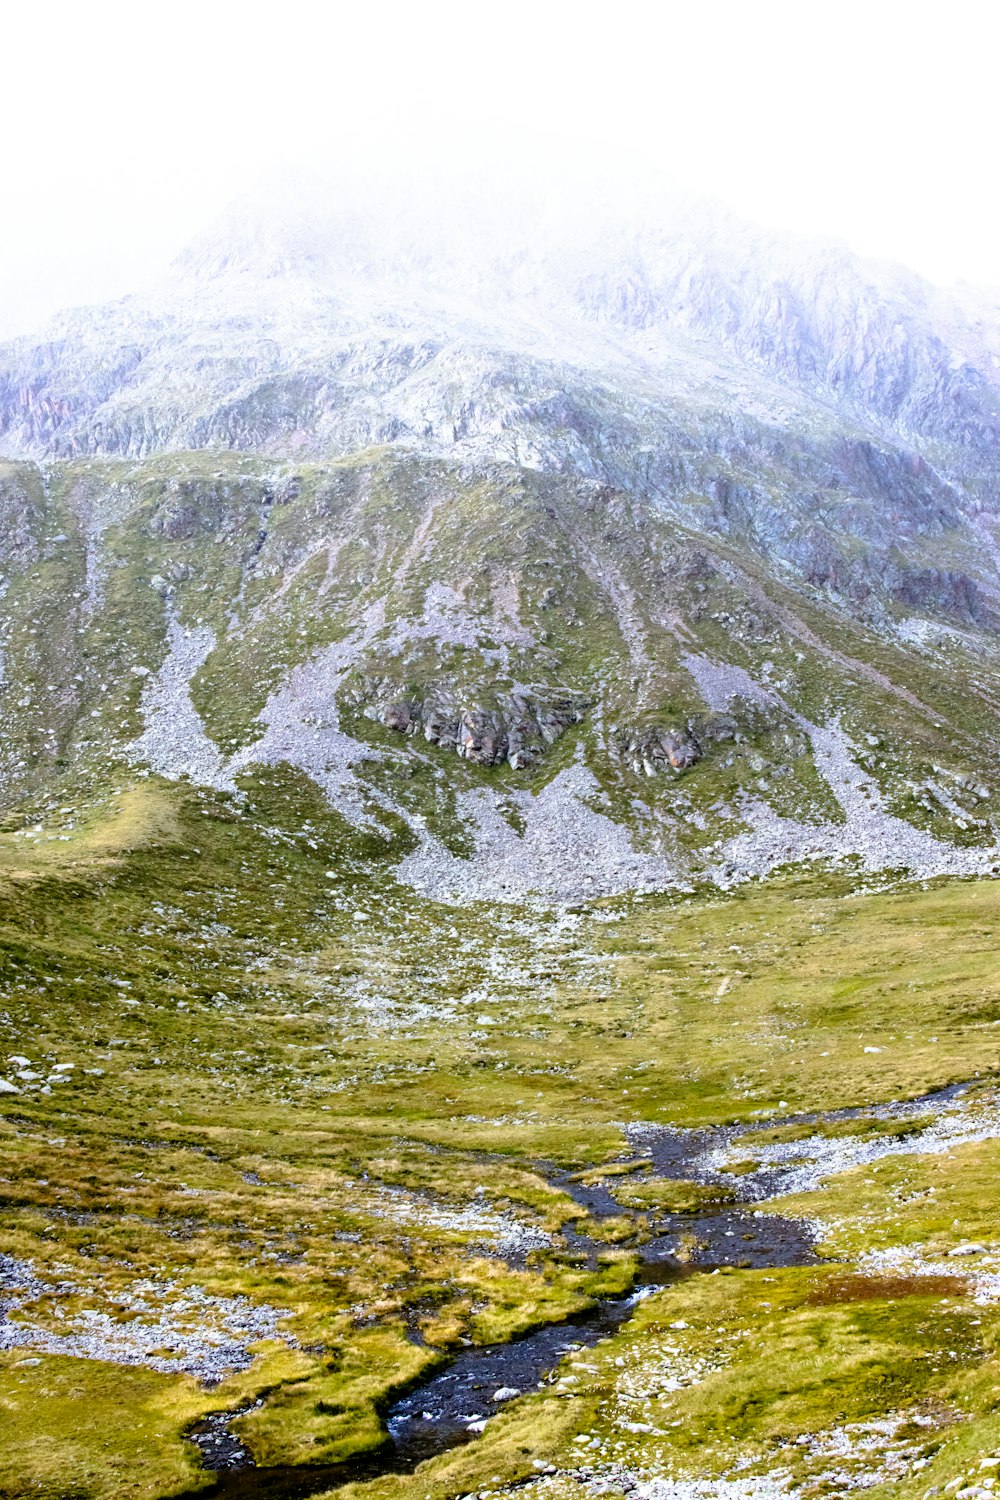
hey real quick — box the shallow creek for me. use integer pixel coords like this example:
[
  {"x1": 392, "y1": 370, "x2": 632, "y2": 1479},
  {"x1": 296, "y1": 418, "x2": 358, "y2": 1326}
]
[{"x1": 176, "y1": 1086, "x2": 966, "y2": 1498}]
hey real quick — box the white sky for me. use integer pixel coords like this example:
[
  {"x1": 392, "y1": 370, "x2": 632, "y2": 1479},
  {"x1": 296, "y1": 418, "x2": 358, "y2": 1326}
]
[{"x1": 2, "y1": 0, "x2": 998, "y2": 336}]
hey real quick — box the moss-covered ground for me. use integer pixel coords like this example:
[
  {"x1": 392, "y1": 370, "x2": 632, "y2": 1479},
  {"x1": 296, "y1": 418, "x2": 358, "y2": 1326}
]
[{"x1": 1, "y1": 763, "x2": 1000, "y2": 1496}]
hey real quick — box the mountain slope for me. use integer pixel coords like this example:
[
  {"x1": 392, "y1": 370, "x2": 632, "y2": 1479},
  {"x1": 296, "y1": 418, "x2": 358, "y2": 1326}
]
[
  {"x1": 1, "y1": 443, "x2": 1000, "y2": 904},
  {"x1": 6, "y1": 188, "x2": 1000, "y2": 1500},
  {"x1": 2, "y1": 186, "x2": 1000, "y2": 899}
]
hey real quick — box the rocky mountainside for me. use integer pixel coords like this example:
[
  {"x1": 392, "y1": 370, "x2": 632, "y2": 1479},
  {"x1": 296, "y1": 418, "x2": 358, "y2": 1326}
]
[
  {"x1": 2, "y1": 182, "x2": 1000, "y2": 900},
  {"x1": 11, "y1": 185, "x2": 1000, "y2": 1500}
]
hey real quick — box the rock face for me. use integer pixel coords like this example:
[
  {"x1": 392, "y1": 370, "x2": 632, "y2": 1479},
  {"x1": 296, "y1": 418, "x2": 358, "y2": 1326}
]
[
  {"x1": 369, "y1": 691, "x2": 587, "y2": 770},
  {"x1": 622, "y1": 727, "x2": 702, "y2": 776},
  {"x1": 4, "y1": 182, "x2": 1000, "y2": 475},
  {"x1": 2, "y1": 180, "x2": 1000, "y2": 642}
]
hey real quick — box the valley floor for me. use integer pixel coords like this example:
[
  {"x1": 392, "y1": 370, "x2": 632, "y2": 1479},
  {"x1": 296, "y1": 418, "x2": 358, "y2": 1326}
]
[{"x1": 3, "y1": 772, "x2": 1000, "y2": 1500}]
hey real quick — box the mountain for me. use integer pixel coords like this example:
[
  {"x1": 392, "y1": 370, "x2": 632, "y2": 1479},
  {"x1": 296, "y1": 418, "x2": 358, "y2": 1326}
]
[
  {"x1": 7, "y1": 181, "x2": 1000, "y2": 1500},
  {"x1": 2, "y1": 180, "x2": 1000, "y2": 897}
]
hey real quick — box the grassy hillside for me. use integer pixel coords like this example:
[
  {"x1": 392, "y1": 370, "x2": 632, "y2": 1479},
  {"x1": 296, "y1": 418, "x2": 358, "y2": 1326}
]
[
  {"x1": 2, "y1": 769, "x2": 1000, "y2": 1495},
  {"x1": 2, "y1": 445, "x2": 1000, "y2": 1496}
]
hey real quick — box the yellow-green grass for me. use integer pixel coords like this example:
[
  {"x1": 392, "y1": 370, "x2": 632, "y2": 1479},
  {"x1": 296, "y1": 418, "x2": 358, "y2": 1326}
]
[
  {"x1": 768, "y1": 1133, "x2": 1000, "y2": 1262},
  {"x1": 607, "y1": 1176, "x2": 737, "y2": 1214},
  {"x1": 324, "y1": 1263, "x2": 1000, "y2": 1500},
  {"x1": 4, "y1": 770, "x2": 1000, "y2": 1494}
]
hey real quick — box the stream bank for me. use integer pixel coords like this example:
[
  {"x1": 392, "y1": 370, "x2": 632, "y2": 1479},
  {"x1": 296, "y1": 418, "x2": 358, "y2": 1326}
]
[
  {"x1": 174, "y1": 1102, "x2": 838, "y2": 1498},
  {"x1": 175, "y1": 1082, "x2": 985, "y2": 1497}
]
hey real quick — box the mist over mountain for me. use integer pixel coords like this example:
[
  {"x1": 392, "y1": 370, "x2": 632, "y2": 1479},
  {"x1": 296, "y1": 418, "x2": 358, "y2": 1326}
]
[{"x1": 7, "y1": 175, "x2": 1000, "y2": 469}]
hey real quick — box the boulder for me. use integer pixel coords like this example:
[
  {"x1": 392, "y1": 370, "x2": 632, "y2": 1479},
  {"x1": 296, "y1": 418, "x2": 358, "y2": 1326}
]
[
  {"x1": 458, "y1": 710, "x2": 508, "y2": 766},
  {"x1": 624, "y1": 725, "x2": 701, "y2": 775},
  {"x1": 380, "y1": 700, "x2": 414, "y2": 733}
]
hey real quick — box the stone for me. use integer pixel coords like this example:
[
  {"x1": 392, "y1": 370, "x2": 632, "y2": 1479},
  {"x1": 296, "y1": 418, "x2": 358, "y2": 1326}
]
[
  {"x1": 623, "y1": 725, "x2": 701, "y2": 776},
  {"x1": 380, "y1": 701, "x2": 413, "y2": 732},
  {"x1": 367, "y1": 685, "x2": 585, "y2": 772}
]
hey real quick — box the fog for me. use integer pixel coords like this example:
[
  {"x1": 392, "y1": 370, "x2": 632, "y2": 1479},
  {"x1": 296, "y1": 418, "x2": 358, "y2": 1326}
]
[{"x1": 2, "y1": 0, "x2": 997, "y2": 336}]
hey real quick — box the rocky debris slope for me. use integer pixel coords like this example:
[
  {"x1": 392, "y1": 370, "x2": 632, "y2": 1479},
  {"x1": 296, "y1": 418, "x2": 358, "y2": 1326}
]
[
  {"x1": 127, "y1": 614, "x2": 235, "y2": 791},
  {"x1": 397, "y1": 758, "x2": 684, "y2": 905},
  {"x1": 0, "y1": 444, "x2": 998, "y2": 903}
]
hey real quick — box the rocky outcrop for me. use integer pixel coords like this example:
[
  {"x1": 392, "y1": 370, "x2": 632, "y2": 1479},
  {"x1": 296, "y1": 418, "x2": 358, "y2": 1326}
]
[
  {"x1": 363, "y1": 688, "x2": 588, "y2": 770},
  {"x1": 618, "y1": 710, "x2": 744, "y2": 777},
  {"x1": 888, "y1": 566, "x2": 993, "y2": 626},
  {"x1": 0, "y1": 464, "x2": 44, "y2": 569},
  {"x1": 621, "y1": 726, "x2": 701, "y2": 776}
]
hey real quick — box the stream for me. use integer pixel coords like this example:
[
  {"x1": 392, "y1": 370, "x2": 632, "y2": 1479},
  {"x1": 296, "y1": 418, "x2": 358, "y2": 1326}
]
[{"x1": 174, "y1": 1085, "x2": 967, "y2": 1498}]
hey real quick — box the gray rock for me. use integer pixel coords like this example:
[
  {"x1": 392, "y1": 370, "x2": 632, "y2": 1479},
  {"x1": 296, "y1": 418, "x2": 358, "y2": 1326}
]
[
  {"x1": 624, "y1": 726, "x2": 701, "y2": 776},
  {"x1": 365, "y1": 685, "x2": 586, "y2": 771}
]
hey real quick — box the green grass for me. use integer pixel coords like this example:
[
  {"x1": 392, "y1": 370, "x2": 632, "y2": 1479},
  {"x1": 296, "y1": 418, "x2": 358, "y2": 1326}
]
[
  {"x1": 1, "y1": 766, "x2": 1000, "y2": 1494},
  {"x1": 328, "y1": 1261, "x2": 1000, "y2": 1500},
  {"x1": 604, "y1": 1176, "x2": 737, "y2": 1214},
  {"x1": 5, "y1": 444, "x2": 1000, "y2": 1494},
  {"x1": 0, "y1": 1347, "x2": 257, "y2": 1500}
]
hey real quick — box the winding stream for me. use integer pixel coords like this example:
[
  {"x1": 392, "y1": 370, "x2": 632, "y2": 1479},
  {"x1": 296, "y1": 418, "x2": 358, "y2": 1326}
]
[{"x1": 175, "y1": 1084, "x2": 971, "y2": 1498}]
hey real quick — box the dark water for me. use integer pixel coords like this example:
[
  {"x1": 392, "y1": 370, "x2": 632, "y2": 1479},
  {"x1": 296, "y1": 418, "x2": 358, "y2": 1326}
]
[
  {"x1": 173, "y1": 1454, "x2": 392, "y2": 1499},
  {"x1": 173, "y1": 1294, "x2": 651, "y2": 1500},
  {"x1": 178, "y1": 1246, "x2": 808, "y2": 1497},
  {"x1": 387, "y1": 1290, "x2": 645, "y2": 1462},
  {"x1": 175, "y1": 1087, "x2": 970, "y2": 1497}
]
